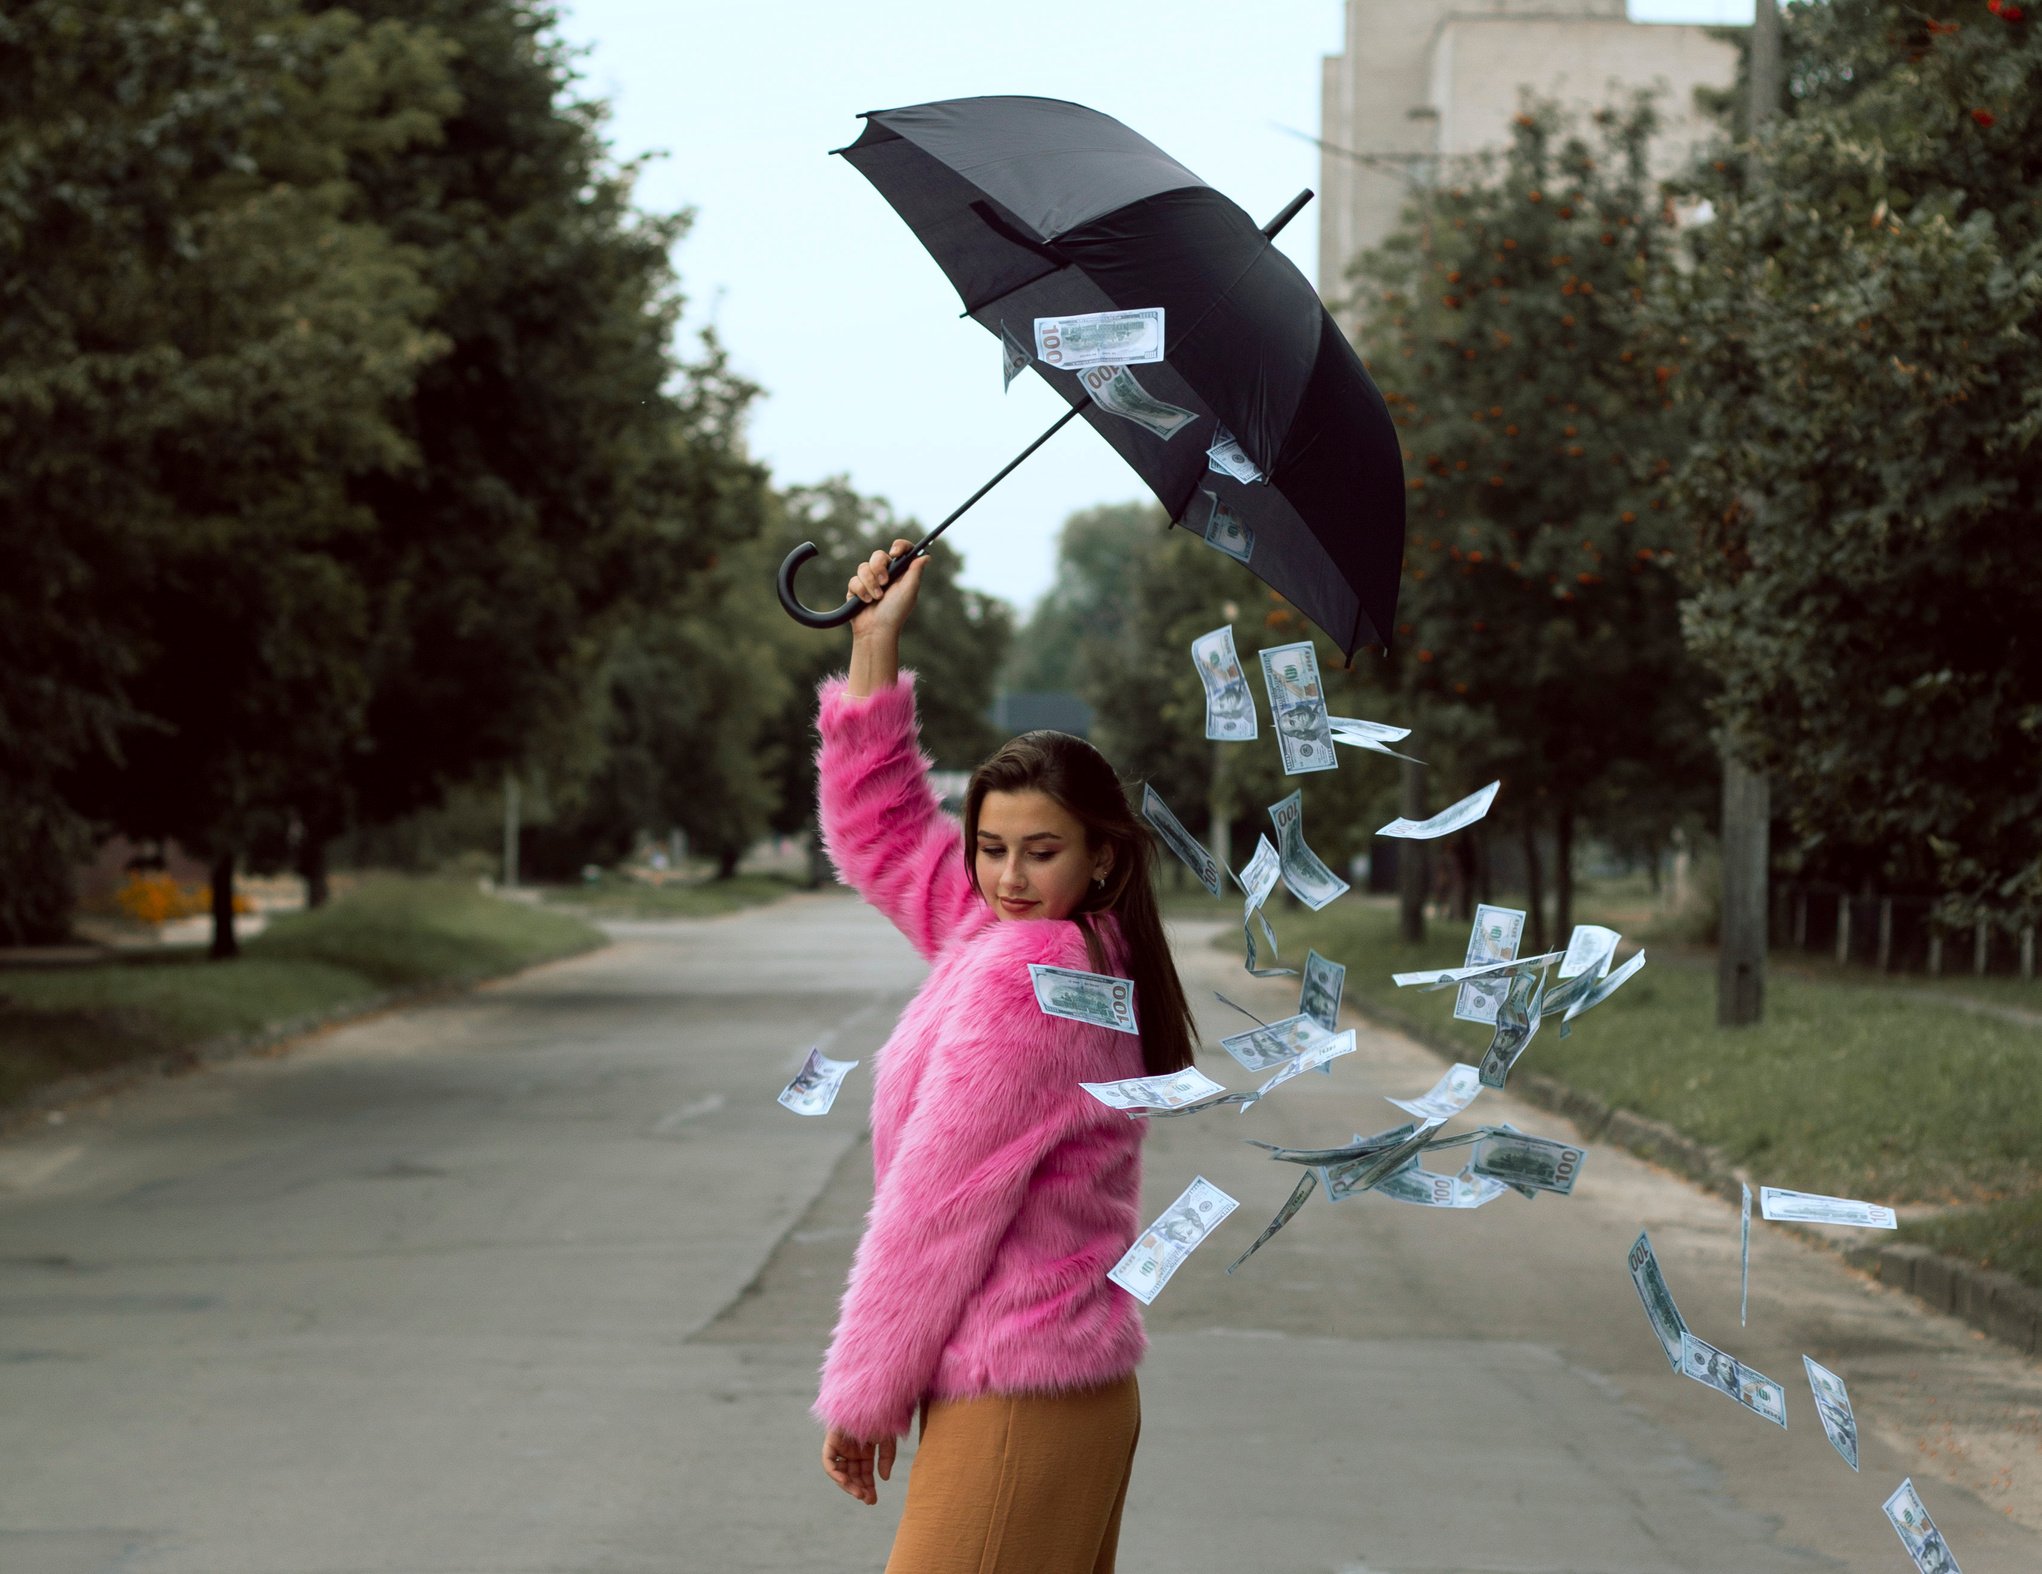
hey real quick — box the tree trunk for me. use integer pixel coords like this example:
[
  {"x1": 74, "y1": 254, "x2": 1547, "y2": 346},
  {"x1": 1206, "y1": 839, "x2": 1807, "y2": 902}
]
[
  {"x1": 208, "y1": 850, "x2": 239, "y2": 961},
  {"x1": 1449, "y1": 835, "x2": 1476, "y2": 923},
  {"x1": 716, "y1": 846, "x2": 741, "y2": 880},
  {"x1": 1554, "y1": 800, "x2": 1575, "y2": 942},
  {"x1": 1717, "y1": 754, "x2": 1769, "y2": 1026},
  {"x1": 1520, "y1": 817, "x2": 1547, "y2": 956},
  {"x1": 1397, "y1": 759, "x2": 1426, "y2": 943},
  {"x1": 1474, "y1": 826, "x2": 1493, "y2": 905},
  {"x1": 1206, "y1": 740, "x2": 1230, "y2": 888},
  {"x1": 501, "y1": 771, "x2": 521, "y2": 889},
  {"x1": 297, "y1": 831, "x2": 330, "y2": 910}
]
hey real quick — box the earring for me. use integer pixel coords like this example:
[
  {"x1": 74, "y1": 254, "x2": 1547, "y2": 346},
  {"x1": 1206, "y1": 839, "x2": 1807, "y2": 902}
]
[{"x1": 1092, "y1": 874, "x2": 1106, "y2": 891}]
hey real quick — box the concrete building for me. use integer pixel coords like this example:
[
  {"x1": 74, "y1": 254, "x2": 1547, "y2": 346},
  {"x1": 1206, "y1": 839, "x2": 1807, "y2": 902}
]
[{"x1": 1318, "y1": 2, "x2": 1741, "y2": 307}]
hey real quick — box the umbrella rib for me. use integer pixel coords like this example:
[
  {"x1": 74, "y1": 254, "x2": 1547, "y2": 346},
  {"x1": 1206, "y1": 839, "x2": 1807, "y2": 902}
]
[
  {"x1": 958, "y1": 202, "x2": 1071, "y2": 316},
  {"x1": 961, "y1": 261, "x2": 1068, "y2": 320}
]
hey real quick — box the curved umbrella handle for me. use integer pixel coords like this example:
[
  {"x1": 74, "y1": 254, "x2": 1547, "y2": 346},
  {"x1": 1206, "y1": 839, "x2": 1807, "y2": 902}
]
[
  {"x1": 776, "y1": 541, "x2": 923, "y2": 629},
  {"x1": 776, "y1": 541, "x2": 859, "y2": 628}
]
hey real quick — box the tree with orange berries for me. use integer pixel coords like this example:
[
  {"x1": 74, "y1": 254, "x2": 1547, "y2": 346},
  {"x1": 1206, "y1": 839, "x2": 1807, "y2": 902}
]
[
  {"x1": 1654, "y1": 0, "x2": 2042, "y2": 936},
  {"x1": 1346, "y1": 96, "x2": 1712, "y2": 949}
]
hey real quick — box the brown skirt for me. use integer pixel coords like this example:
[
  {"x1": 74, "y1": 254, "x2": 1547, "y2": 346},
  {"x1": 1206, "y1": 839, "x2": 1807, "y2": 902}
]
[{"x1": 884, "y1": 1375, "x2": 1142, "y2": 1574}]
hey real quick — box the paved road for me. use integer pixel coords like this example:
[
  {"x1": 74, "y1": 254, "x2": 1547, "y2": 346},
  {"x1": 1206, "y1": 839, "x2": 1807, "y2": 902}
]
[{"x1": 2, "y1": 893, "x2": 2039, "y2": 1573}]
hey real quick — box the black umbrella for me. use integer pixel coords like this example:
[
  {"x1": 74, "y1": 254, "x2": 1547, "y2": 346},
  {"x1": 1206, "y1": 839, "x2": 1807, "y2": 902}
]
[{"x1": 776, "y1": 95, "x2": 1406, "y2": 658}]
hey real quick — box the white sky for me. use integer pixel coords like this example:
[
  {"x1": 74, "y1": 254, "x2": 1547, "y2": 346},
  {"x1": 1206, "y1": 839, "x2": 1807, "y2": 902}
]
[{"x1": 555, "y1": 1, "x2": 1755, "y2": 613}]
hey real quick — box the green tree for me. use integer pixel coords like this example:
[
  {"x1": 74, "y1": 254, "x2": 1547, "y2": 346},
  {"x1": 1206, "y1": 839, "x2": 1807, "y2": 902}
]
[
  {"x1": 306, "y1": 0, "x2": 721, "y2": 886},
  {"x1": 0, "y1": 1, "x2": 452, "y2": 950},
  {"x1": 1003, "y1": 502, "x2": 1157, "y2": 693},
  {"x1": 1345, "y1": 96, "x2": 1713, "y2": 948},
  {"x1": 526, "y1": 523, "x2": 795, "y2": 883},
  {"x1": 1654, "y1": 0, "x2": 2042, "y2": 932}
]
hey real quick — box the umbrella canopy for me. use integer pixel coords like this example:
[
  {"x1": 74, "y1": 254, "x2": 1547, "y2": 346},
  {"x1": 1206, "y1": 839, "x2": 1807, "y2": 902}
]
[{"x1": 839, "y1": 95, "x2": 1406, "y2": 656}]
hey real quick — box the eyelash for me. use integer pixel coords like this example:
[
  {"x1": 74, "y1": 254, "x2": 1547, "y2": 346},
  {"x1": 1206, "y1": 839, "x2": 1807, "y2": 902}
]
[{"x1": 979, "y1": 848, "x2": 1057, "y2": 863}]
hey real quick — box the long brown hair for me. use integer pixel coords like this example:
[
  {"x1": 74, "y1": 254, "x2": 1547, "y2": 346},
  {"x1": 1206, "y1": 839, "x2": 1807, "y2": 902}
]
[{"x1": 963, "y1": 732, "x2": 1197, "y2": 1077}]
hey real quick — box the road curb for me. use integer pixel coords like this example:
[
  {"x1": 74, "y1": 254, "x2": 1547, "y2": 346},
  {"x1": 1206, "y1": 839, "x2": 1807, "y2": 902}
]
[
  {"x1": 1346, "y1": 991, "x2": 2042, "y2": 1360},
  {"x1": 0, "y1": 937, "x2": 609, "y2": 1142}
]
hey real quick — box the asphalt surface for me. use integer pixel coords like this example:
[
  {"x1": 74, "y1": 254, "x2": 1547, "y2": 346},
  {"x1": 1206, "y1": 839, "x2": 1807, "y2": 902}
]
[{"x1": 2, "y1": 891, "x2": 2039, "y2": 1573}]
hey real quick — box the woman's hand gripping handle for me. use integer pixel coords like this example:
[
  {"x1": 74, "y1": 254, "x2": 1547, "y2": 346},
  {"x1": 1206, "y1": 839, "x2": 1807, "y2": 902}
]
[{"x1": 846, "y1": 538, "x2": 928, "y2": 698}]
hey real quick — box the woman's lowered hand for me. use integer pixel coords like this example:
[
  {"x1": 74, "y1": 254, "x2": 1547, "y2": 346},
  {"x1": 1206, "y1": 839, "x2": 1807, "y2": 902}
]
[{"x1": 821, "y1": 1425, "x2": 896, "y2": 1506}]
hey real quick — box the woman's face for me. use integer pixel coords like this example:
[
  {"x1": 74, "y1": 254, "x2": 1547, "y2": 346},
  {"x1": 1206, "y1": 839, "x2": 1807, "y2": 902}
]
[{"x1": 974, "y1": 789, "x2": 1112, "y2": 921}]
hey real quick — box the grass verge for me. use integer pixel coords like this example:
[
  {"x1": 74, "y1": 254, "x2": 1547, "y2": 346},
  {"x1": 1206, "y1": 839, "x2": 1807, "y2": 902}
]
[
  {"x1": 0, "y1": 877, "x2": 604, "y2": 1113},
  {"x1": 537, "y1": 873, "x2": 804, "y2": 919},
  {"x1": 1897, "y1": 1193, "x2": 2042, "y2": 1291},
  {"x1": 1236, "y1": 902, "x2": 2042, "y2": 1285}
]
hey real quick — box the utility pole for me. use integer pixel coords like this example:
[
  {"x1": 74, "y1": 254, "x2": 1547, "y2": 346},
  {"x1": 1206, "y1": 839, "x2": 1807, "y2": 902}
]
[
  {"x1": 1749, "y1": 0, "x2": 1783, "y2": 139},
  {"x1": 1718, "y1": 0, "x2": 1781, "y2": 1029}
]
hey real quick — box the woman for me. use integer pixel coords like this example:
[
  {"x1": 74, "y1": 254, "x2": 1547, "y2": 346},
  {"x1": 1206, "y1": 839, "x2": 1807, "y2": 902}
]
[{"x1": 813, "y1": 539, "x2": 1199, "y2": 1573}]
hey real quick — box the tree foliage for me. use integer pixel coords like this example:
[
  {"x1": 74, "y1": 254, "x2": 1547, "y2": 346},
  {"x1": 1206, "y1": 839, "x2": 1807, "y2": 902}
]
[
  {"x1": 0, "y1": 0, "x2": 787, "y2": 943},
  {"x1": 314, "y1": 0, "x2": 728, "y2": 841},
  {"x1": 0, "y1": 1, "x2": 450, "y2": 943},
  {"x1": 1002, "y1": 502, "x2": 1158, "y2": 694},
  {"x1": 1654, "y1": 0, "x2": 2042, "y2": 926},
  {"x1": 1344, "y1": 96, "x2": 1714, "y2": 941}
]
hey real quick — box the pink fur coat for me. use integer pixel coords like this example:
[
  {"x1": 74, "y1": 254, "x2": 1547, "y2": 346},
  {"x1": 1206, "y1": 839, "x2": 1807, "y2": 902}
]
[{"x1": 811, "y1": 673, "x2": 1149, "y2": 1441}]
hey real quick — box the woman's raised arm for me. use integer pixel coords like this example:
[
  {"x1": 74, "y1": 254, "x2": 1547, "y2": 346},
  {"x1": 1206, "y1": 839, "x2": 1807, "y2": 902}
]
[
  {"x1": 815, "y1": 540, "x2": 977, "y2": 957},
  {"x1": 846, "y1": 538, "x2": 927, "y2": 697}
]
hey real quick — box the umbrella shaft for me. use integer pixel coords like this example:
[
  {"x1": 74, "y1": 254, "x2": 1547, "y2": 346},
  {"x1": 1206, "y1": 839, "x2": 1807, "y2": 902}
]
[{"x1": 893, "y1": 397, "x2": 1091, "y2": 571}]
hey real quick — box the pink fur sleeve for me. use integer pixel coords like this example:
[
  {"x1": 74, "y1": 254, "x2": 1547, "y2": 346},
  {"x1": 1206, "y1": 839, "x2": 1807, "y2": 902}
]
[
  {"x1": 812, "y1": 950, "x2": 1125, "y2": 1441},
  {"x1": 815, "y1": 673, "x2": 976, "y2": 959}
]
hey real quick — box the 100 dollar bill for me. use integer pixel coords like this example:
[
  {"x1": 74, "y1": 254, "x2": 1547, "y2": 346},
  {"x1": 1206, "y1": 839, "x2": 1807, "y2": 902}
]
[
  {"x1": 1078, "y1": 362, "x2": 1197, "y2": 439},
  {"x1": 1259, "y1": 642, "x2": 1337, "y2": 775},
  {"x1": 1759, "y1": 1187, "x2": 1897, "y2": 1229},
  {"x1": 1035, "y1": 307, "x2": 1164, "y2": 369},
  {"x1": 1387, "y1": 1062, "x2": 1482, "y2": 1121},
  {"x1": 1681, "y1": 1331, "x2": 1787, "y2": 1429},
  {"x1": 1108, "y1": 1175, "x2": 1238, "y2": 1304},
  {"x1": 1199, "y1": 489, "x2": 1255, "y2": 563},
  {"x1": 1081, "y1": 1067, "x2": 1228, "y2": 1112},
  {"x1": 1193, "y1": 626, "x2": 1258, "y2": 741},
  {"x1": 1218, "y1": 1012, "x2": 1335, "y2": 1072},
  {"x1": 1375, "y1": 1162, "x2": 1509, "y2": 1210},
  {"x1": 1298, "y1": 949, "x2": 1346, "y2": 1034},
  {"x1": 1804, "y1": 1356, "x2": 1860, "y2": 1471},
  {"x1": 1027, "y1": 963, "x2": 1138, "y2": 1035},
  {"x1": 1207, "y1": 423, "x2": 1264, "y2": 483},
  {"x1": 1884, "y1": 1478, "x2": 1962, "y2": 1574},
  {"x1": 1243, "y1": 1028, "x2": 1356, "y2": 1107},
  {"x1": 1377, "y1": 779, "x2": 1499, "y2": 840},
  {"x1": 1627, "y1": 1229, "x2": 1688, "y2": 1372},
  {"x1": 777, "y1": 1046, "x2": 861, "y2": 1117},
  {"x1": 1142, "y1": 784, "x2": 1222, "y2": 896},
  {"x1": 1455, "y1": 903, "x2": 1525, "y2": 1024},
  {"x1": 1268, "y1": 790, "x2": 1349, "y2": 909},
  {"x1": 1477, "y1": 970, "x2": 1545, "y2": 1089},
  {"x1": 1471, "y1": 1127, "x2": 1585, "y2": 1195}
]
